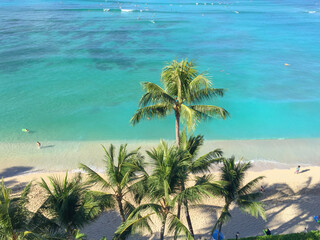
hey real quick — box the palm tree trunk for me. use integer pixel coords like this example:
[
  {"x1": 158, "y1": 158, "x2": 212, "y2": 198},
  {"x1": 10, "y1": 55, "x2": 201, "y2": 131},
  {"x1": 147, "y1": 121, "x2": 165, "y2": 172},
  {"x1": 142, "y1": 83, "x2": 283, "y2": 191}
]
[
  {"x1": 181, "y1": 182, "x2": 194, "y2": 238},
  {"x1": 177, "y1": 204, "x2": 181, "y2": 219},
  {"x1": 12, "y1": 233, "x2": 17, "y2": 240},
  {"x1": 117, "y1": 196, "x2": 126, "y2": 222},
  {"x1": 67, "y1": 226, "x2": 75, "y2": 240},
  {"x1": 217, "y1": 202, "x2": 230, "y2": 240},
  {"x1": 217, "y1": 222, "x2": 223, "y2": 240},
  {"x1": 175, "y1": 110, "x2": 180, "y2": 148},
  {"x1": 160, "y1": 215, "x2": 167, "y2": 240},
  {"x1": 184, "y1": 199, "x2": 194, "y2": 238}
]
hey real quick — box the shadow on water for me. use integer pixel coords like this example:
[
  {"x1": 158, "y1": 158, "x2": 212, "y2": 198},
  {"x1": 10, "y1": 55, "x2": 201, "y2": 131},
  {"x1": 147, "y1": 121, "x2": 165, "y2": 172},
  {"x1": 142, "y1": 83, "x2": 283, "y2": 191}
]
[
  {"x1": 0, "y1": 166, "x2": 34, "y2": 178},
  {"x1": 41, "y1": 145, "x2": 55, "y2": 149}
]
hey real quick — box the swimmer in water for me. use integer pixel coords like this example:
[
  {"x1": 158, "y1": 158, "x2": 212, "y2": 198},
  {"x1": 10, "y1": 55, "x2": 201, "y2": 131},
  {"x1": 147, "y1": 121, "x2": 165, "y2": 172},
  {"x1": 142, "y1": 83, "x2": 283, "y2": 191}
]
[{"x1": 147, "y1": 117, "x2": 151, "y2": 120}]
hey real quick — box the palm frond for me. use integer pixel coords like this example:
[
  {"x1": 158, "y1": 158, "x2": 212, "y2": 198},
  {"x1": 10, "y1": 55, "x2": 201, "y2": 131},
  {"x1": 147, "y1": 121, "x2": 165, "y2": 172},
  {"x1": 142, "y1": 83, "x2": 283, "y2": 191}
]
[
  {"x1": 176, "y1": 183, "x2": 214, "y2": 205},
  {"x1": 102, "y1": 145, "x2": 118, "y2": 188},
  {"x1": 190, "y1": 105, "x2": 229, "y2": 120},
  {"x1": 189, "y1": 88, "x2": 225, "y2": 103},
  {"x1": 130, "y1": 104, "x2": 173, "y2": 125},
  {"x1": 179, "y1": 132, "x2": 204, "y2": 158},
  {"x1": 195, "y1": 175, "x2": 226, "y2": 196},
  {"x1": 123, "y1": 200, "x2": 135, "y2": 217},
  {"x1": 238, "y1": 176, "x2": 264, "y2": 196},
  {"x1": 237, "y1": 196, "x2": 266, "y2": 221},
  {"x1": 38, "y1": 172, "x2": 106, "y2": 232},
  {"x1": 190, "y1": 150, "x2": 223, "y2": 174},
  {"x1": 113, "y1": 213, "x2": 153, "y2": 240},
  {"x1": 79, "y1": 164, "x2": 111, "y2": 190},
  {"x1": 139, "y1": 82, "x2": 176, "y2": 107},
  {"x1": 189, "y1": 73, "x2": 211, "y2": 91},
  {"x1": 180, "y1": 104, "x2": 203, "y2": 131},
  {"x1": 168, "y1": 215, "x2": 194, "y2": 240}
]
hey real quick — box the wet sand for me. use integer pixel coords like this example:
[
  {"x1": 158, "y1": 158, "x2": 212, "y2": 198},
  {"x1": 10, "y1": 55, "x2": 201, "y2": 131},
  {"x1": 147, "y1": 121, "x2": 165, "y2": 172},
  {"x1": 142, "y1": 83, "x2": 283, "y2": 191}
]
[{"x1": 1, "y1": 138, "x2": 320, "y2": 173}]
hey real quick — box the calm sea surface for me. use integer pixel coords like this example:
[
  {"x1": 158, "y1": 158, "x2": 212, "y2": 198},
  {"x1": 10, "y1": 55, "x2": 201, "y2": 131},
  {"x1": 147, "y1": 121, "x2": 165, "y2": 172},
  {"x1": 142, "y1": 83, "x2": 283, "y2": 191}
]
[{"x1": 1, "y1": 0, "x2": 320, "y2": 142}]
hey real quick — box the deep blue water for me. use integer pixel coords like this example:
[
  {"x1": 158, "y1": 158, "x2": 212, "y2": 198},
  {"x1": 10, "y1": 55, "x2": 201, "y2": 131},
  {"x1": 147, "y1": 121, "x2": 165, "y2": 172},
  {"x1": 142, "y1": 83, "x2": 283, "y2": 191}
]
[{"x1": 0, "y1": 0, "x2": 320, "y2": 142}]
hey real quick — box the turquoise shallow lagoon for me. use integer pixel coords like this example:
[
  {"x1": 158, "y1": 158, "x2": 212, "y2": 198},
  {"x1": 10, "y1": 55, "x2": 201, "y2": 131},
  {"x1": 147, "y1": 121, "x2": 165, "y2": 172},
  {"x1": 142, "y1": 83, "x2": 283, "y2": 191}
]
[{"x1": 1, "y1": 0, "x2": 320, "y2": 142}]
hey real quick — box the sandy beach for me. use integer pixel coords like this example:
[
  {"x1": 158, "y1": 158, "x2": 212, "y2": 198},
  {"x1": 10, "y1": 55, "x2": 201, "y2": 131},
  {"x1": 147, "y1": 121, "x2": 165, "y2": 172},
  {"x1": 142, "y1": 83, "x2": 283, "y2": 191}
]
[{"x1": 2, "y1": 165, "x2": 320, "y2": 239}]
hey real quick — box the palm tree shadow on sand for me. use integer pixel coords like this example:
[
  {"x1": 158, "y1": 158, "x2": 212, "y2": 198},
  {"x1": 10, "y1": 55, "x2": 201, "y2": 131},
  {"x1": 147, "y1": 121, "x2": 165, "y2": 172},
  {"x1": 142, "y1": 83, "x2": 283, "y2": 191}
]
[
  {"x1": 197, "y1": 177, "x2": 320, "y2": 239},
  {"x1": 0, "y1": 166, "x2": 34, "y2": 192},
  {"x1": 0, "y1": 166, "x2": 34, "y2": 178}
]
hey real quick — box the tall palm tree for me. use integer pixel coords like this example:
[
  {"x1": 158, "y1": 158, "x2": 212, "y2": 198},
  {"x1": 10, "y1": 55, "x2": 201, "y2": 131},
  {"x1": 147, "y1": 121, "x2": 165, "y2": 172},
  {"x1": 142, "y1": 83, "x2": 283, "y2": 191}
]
[
  {"x1": 39, "y1": 172, "x2": 113, "y2": 240},
  {"x1": 113, "y1": 141, "x2": 193, "y2": 240},
  {"x1": 130, "y1": 59, "x2": 229, "y2": 147},
  {"x1": 175, "y1": 132, "x2": 224, "y2": 238},
  {"x1": 80, "y1": 144, "x2": 147, "y2": 223},
  {"x1": 213, "y1": 157, "x2": 266, "y2": 240}
]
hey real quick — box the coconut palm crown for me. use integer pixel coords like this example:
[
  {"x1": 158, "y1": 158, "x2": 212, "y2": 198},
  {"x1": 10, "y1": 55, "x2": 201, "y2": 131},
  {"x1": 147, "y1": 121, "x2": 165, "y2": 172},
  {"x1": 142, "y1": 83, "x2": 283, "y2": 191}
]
[
  {"x1": 80, "y1": 144, "x2": 147, "y2": 223},
  {"x1": 39, "y1": 172, "x2": 113, "y2": 239},
  {"x1": 114, "y1": 141, "x2": 193, "y2": 240},
  {"x1": 175, "y1": 132, "x2": 224, "y2": 238},
  {"x1": 213, "y1": 157, "x2": 266, "y2": 240},
  {"x1": 130, "y1": 59, "x2": 229, "y2": 146}
]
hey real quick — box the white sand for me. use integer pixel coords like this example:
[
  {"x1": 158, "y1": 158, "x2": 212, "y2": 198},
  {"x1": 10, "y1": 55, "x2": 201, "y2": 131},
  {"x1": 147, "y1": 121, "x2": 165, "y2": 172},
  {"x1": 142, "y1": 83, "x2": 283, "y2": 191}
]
[{"x1": 3, "y1": 166, "x2": 320, "y2": 240}]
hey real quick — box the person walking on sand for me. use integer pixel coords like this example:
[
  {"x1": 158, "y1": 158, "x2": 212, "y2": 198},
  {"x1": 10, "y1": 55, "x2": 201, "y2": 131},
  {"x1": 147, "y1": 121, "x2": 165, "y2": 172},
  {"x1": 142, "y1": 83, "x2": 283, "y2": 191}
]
[
  {"x1": 36, "y1": 141, "x2": 41, "y2": 149},
  {"x1": 295, "y1": 165, "x2": 300, "y2": 174}
]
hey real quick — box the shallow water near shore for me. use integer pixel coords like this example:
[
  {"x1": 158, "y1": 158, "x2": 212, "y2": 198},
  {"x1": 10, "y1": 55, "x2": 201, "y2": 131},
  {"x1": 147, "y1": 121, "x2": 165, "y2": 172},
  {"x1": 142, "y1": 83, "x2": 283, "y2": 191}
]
[
  {"x1": 1, "y1": 138, "x2": 319, "y2": 173},
  {"x1": 1, "y1": 0, "x2": 320, "y2": 143}
]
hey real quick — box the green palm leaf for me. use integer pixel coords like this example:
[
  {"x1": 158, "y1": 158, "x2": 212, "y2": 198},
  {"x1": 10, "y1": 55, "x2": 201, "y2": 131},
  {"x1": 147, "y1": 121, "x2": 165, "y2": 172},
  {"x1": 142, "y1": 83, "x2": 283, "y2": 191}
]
[
  {"x1": 190, "y1": 104, "x2": 229, "y2": 120},
  {"x1": 79, "y1": 164, "x2": 111, "y2": 190},
  {"x1": 131, "y1": 104, "x2": 173, "y2": 125},
  {"x1": 168, "y1": 215, "x2": 194, "y2": 240}
]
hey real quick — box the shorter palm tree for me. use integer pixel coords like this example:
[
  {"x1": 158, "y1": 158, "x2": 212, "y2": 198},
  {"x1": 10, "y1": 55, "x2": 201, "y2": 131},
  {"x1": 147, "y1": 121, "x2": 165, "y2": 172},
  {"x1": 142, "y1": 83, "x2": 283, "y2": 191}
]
[
  {"x1": 213, "y1": 157, "x2": 266, "y2": 240},
  {"x1": 80, "y1": 144, "x2": 147, "y2": 223},
  {"x1": 113, "y1": 141, "x2": 193, "y2": 240},
  {"x1": 39, "y1": 172, "x2": 113, "y2": 240},
  {"x1": 0, "y1": 180, "x2": 33, "y2": 240},
  {"x1": 0, "y1": 180, "x2": 60, "y2": 240},
  {"x1": 176, "y1": 131, "x2": 224, "y2": 237}
]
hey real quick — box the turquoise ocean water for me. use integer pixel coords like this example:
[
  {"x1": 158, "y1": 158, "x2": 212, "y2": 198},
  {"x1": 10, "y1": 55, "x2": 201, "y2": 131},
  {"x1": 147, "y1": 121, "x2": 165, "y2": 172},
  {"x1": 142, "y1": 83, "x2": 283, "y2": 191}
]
[{"x1": 1, "y1": 0, "x2": 320, "y2": 142}]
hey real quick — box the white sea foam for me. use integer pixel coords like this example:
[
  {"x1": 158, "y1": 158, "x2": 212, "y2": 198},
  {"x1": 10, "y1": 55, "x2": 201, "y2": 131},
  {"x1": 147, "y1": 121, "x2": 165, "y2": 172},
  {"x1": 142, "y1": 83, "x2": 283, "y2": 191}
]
[{"x1": 121, "y1": 9, "x2": 134, "y2": 12}]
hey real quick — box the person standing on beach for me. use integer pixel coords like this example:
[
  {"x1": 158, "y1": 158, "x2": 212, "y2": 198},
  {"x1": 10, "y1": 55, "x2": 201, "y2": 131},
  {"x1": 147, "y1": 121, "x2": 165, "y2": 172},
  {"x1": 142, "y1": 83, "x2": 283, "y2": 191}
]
[
  {"x1": 36, "y1": 141, "x2": 41, "y2": 149},
  {"x1": 295, "y1": 165, "x2": 300, "y2": 174}
]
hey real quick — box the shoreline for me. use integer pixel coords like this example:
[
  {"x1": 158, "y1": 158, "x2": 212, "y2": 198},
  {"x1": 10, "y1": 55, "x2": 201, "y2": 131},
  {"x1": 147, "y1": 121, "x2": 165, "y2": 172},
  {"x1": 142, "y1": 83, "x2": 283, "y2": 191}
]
[{"x1": 1, "y1": 138, "x2": 320, "y2": 173}]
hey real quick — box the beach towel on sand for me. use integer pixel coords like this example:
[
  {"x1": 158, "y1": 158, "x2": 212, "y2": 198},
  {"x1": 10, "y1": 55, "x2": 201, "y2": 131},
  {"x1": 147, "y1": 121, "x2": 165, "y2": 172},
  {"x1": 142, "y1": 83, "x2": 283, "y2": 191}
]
[{"x1": 212, "y1": 230, "x2": 224, "y2": 240}]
